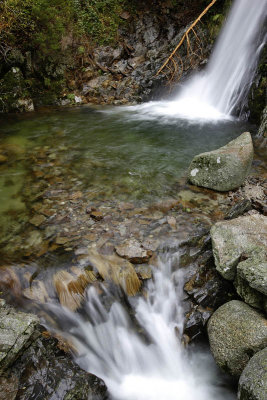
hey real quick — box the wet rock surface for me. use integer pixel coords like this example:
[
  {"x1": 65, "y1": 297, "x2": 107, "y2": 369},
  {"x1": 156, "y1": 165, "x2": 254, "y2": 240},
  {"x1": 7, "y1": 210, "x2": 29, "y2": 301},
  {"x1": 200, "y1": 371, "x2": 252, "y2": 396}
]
[
  {"x1": 188, "y1": 132, "x2": 254, "y2": 191},
  {"x1": 208, "y1": 300, "x2": 267, "y2": 377},
  {"x1": 0, "y1": 305, "x2": 108, "y2": 400},
  {"x1": 0, "y1": 305, "x2": 39, "y2": 373},
  {"x1": 12, "y1": 333, "x2": 108, "y2": 400},
  {"x1": 238, "y1": 347, "x2": 267, "y2": 400}
]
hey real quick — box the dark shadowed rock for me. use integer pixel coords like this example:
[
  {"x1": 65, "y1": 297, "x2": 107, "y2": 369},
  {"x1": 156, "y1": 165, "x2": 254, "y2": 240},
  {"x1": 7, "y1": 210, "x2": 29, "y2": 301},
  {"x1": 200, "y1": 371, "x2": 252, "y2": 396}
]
[
  {"x1": 0, "y1": 306, "x2": 39, "y2": 373},
  {"x1": 13, "y1": 333, "x2": 108, "y2": 400},
  {"x1": 258, "y1": 106, "x2": 267, "y2": 138},
  {"x1": 0, "y1": 305, "x2": 108, "y2": 400}
]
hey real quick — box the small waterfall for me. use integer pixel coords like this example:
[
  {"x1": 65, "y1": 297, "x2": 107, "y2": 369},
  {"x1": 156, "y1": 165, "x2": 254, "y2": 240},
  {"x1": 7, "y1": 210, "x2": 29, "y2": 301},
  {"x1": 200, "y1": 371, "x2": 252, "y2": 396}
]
[
  {"x1": 176, "y1": 0, "x2": 267, "y2": 118},
  {"x1": 45, "y1": 253, "x2": 235, "y2": 400},
  {"x1": 123, "y1": 0, "x2": 267, "y2": 122}
]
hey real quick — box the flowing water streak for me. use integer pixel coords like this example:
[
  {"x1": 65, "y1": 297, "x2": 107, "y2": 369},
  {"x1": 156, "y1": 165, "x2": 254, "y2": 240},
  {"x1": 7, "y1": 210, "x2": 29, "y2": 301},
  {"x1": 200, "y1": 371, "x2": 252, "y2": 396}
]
[
  {"x1": 118, "y1": 0, "x2": 267, "y2": 121},
  {"x1": 47, "y1": 253, "x2": 235, "y2": 400}
]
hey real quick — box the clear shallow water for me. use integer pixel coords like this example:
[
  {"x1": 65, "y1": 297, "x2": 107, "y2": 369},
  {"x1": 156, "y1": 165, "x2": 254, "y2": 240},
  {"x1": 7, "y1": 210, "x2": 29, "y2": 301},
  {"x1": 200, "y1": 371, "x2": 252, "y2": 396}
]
[{"x1": 0, "y1": 105, "x2": 253, "y2": 205}]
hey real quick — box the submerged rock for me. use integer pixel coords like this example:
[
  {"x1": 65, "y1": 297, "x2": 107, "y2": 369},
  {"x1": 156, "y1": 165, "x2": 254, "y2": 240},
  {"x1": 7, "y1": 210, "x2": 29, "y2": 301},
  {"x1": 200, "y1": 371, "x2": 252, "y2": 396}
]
[
  {"x1": 115, "y1": 238, "x2": 152, "y2": 264},
  {"x1": 88, "y1": 249, "x2": 141, "y2": 296},
  {"x1": 208, "y1": 300, "x2": 267, "y2": 377},
  {"x1": 188, "y1": 132, "x2": 253, "y2": 191},
  {"x1": 238, "y1": 347, "x2": 267, "y2": 400},
  {"x1": 53, "y1": 269, "x2": 97, "y2": 311}
]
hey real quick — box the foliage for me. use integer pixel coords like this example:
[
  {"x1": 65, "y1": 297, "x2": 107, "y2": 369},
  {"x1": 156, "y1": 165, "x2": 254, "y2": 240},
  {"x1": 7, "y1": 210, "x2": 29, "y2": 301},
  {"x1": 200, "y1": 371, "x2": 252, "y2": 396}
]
[
  {"x1": 73, "y1": 0, "x2": 127, "y2": 45},
  {"x1": 0, "y1": 0, "x2": 128, "y2": 60},
  {"x1": 0, "y1": 0, "x2": 74, "y2": 57}
]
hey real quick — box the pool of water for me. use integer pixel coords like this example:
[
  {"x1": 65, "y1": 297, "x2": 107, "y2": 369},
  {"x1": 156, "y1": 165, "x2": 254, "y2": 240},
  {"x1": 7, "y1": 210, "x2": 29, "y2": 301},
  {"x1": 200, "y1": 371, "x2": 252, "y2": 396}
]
[{"x1": 0, "y1": 104, "x2": 253, "y2": 205}]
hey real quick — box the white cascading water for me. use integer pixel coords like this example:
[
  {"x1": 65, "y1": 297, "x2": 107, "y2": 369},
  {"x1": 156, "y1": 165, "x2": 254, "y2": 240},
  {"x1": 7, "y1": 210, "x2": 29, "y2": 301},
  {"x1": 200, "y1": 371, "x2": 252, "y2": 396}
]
[
  {"x1": 125, "y1": 0, "x2": 267, "y2": 121},
  {"x1": 47, "y1": 253, "x2": 235, "y2": 400}
]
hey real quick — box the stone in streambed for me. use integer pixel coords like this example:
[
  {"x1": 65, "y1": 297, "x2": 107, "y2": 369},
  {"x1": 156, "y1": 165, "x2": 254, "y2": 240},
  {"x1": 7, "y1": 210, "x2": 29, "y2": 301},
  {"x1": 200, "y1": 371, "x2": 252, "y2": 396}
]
[
  {"x1": 238, "y1": 347, "x2": 267, "y2": 400},
  {"x1": 188, "y1": 132, "x2": 253, "y2": 191},
  {"x1": 207, "y1": 300, "x2": 267, "y2": 377},
  {"x1": 88, "y1": 249, "x2": 141, "y2": 296},
  {"x1": 115, "y1": 238, "x2": 152, "y2": 264}
]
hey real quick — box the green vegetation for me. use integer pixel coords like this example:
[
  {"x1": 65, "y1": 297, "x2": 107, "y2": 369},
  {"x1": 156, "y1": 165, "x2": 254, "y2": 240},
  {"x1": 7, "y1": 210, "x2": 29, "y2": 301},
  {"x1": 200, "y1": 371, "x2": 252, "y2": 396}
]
[
  {"x1": 0, "y1": 0, "x2": 130, "y2": 109},
  {"x1": 0, "y1": 0, "x2": 127, "y2": 58}
]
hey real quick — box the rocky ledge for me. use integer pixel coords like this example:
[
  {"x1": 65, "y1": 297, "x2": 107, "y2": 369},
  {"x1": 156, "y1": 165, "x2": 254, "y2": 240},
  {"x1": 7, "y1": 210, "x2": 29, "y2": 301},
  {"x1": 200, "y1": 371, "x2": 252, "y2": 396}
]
[{"x1": 0, "y1": 304, "x2": 107, "y2": 400}]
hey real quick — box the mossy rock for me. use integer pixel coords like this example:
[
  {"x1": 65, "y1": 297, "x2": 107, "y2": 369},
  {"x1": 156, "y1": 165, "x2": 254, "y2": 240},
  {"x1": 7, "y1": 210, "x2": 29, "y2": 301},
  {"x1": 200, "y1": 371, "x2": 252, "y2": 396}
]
[{"x1": 188, "y1": 132, "x2": 253, "y2": 192}]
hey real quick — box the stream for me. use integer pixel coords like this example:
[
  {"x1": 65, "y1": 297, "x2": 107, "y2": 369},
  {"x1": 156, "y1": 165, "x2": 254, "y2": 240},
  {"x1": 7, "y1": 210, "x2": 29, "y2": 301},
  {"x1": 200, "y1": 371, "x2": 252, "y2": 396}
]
[{"x1": 0, "y1": 0, "x2": 266, "y2": 398}]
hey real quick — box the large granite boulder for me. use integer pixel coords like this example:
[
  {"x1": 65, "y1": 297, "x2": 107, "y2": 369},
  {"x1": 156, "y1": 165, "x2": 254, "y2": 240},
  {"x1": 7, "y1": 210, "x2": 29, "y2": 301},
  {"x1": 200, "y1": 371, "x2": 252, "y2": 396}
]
[
  {"x1": 207, "y1": 300, "x2": 267, "y2": 377},
  {"x1": 238, "y1": 347, "x2": 267, "y2": 400},
  {"x1": 188, "y1": 132, "x2": 253, "y2": 191},
  {"x1": 210, "y1": 214, "x2": 267, "y2": 311},
  {"x1": 210, "y1": 214, "x2": 267, "y2": 281}
]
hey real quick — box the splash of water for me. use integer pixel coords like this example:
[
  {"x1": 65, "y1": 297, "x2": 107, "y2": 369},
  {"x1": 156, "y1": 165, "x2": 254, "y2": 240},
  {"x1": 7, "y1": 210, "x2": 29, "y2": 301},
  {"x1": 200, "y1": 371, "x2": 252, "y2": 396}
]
[{"x1": 46, "y1": 253, "x2": 235, "y2": 400}]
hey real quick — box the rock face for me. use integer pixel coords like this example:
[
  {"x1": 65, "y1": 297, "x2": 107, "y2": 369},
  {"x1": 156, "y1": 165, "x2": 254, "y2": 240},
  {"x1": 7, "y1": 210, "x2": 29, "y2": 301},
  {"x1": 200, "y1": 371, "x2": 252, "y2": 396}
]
[
  {"x1": 210, "y1": 214, "x2": 267, "y2": 311},
  {"x1": 238, "y1": 347, "x2": 267, "y2": 400},
  {"x1": 0, "y1": 305, "x2": 108, "y2": 399},
  {"x1": 13, "y1": 334, "x2": 108, "y2": 400},
  {"x1": 188, "y1": 132, "x2": 253, "y2": 191},
  {"x1": 0, "y1": 306, "x2": 39, "y2": 373},
  {"x1": 258, "y1": 106, "x2": 267, "y2": 138},
  {"x1": 207, "y1": 300, "x2": 267, "y2": 377}
]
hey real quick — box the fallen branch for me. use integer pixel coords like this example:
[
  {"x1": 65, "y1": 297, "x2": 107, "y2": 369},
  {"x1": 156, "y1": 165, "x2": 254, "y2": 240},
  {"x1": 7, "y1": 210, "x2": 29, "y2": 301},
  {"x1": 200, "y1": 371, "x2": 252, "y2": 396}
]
[{"x1": 156, "y1": 0, "x2": 217, "y2": 79}]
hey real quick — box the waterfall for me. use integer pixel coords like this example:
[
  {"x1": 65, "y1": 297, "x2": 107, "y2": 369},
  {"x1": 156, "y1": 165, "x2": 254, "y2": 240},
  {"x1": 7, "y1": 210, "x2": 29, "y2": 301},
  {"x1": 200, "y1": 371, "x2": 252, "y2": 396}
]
[
  {"x1": 122, "y1": 0, "x2": 267, "y2": 121},
  {"x1": 176, "y1": 0, "x2": 267, "y2": 118},
  {"x1": 45, "y1": 253, "x2": 235, "y2": 400}
]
